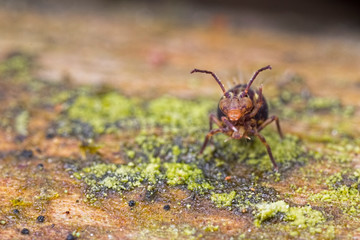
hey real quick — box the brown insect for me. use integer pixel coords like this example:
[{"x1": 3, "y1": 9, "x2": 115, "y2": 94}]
[{"x1": 191, "y1": 65, "x2": 283, "y2": 171}]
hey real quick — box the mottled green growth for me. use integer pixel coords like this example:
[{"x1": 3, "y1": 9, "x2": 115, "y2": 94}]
[
  {"x1": 203, "y1": 224, "x2": 219, "y2": 232},
  {"x1": 0, "y1": 53, "x2": 32, "y2": 82},
  {"x1": 80, "y1": 162, "x2": 155, "y2": 199},
  {"x1": 15, "y1": 110, "x2": 29, "y2": 136},
  {"x1": 325, "y1": 139, "x2": 360, "y2": 163},
  {"x1": 210, "y1": 191, "x2": 236, "y2": 208},
  {"x1": 255, "y1": 201, "x2": 325, "y2": 229},
  {"x1": 310, "y1": 186, "x2": 360, "y2": 216},
  {"x1": 79, "y1": 156, "x2": 214, "y2": 201},
  {"x1": 66, "y1": 93, "x2": 139, "y2": 134},
  {"x1": 11, "y1": 198, "x2": 32, "y2": 207},
  {"x1": 163, "y1": 162, "x2": 213, "y2": 192},
  {"x1": 53, "y1": 93, "x2": 214, "y2": 138},
  {"x1": 214, "y1": 131, "x2": 308, "y2": 171},
  {"x1": 307, "y1": 97, "x2": 341, "y2": 111},
  {"x1": 36, "y1": 189, "x2": 59, "y2": 201},
  {"x1": 146, "y1": 96, "x2": 213, "y2": 132},
  {"x1": 310, "y1": 170, "x2": 360, "y2": 216}
]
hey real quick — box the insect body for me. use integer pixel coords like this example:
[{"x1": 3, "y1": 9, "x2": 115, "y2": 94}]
[{"x1": 191, "y1": 65, "x2": 283, "y2": 171}]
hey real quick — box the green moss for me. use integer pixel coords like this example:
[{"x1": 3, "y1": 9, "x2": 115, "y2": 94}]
[
  {"x1": 145, "y1": 96, "x2": 213, "y2": 132},
  {"x1": 210, "y1": 190, "x2": 236, "y2": 208},
  {"x1": 79, "y1": 155, "x2": 214, "y2": 202},
  {"x1": 203, "y1": 224, "x2": 219, "y2": 232},
  {"x1": 213, "y1": 131, "x2": 308, "y2": 171},
  {"x1": 66, "y1": 93, "x2": 139, "y2": 134},
  {"x1": 307, "y1": 97, "x2": 340, "y2": 111},
  {"x1": 325, "y1": 140, "x2": 360, "y2": 163},
  {"x1": 52, "y1": 93, "x2": 214, "y2": 138},
  {"x1": 14, "y1": 110, "x2": 29, "y2": 136},
  {"x1": 0, "y1": 53, "x2": 32, "y2": 82},
  {"x1": 308, "y1": 169, "x2": 360, "y2": 217},
  {"x1": 11, "y1": 198, "x2": 32, "y2": 207},
  {"x1": 163, "y1": 162, "x2": 213, "y2": 192},
  {"x1": 310, "y1": 186, "x2": 360, "y2": 216},
  {"x1": 254, "y1": 201, "x2": 325, "y2": 229}
]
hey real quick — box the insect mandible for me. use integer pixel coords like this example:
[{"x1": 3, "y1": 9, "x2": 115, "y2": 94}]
[{"x1": 191, "y1": 65, "x2": 284, "y2": 171}]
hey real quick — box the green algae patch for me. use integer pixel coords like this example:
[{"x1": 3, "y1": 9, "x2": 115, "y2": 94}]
[
  {"x1": 310, "y1": 186, "x2": 360, "y2": 216},
  {"x1": 66, "y1": 93, "x2": 140, "y2": 134},
  {"x1": 162, "y1": 163, "x2": 213, "y2": 192},
  {"x1": 52, "y1": 93, "x2": 214, "y2": 138},
  {"x1": 213, "y1": 131, "x2": 309, "y2": 171},
  {"x1": 254, "y1": 201, "x2": 325, "y2": 229},
  {"x1": 325, "y1": 139, "x2": 360, "y2": 163},
  {"x1": 146, "y1": 96, "x2": 214, "y2": 132},
  {"x1": 211, "y1": 190, "x2": 236, "y2": 208},
  {"x1": 11, "y1": 198, "x2": 33, "y2": 207},
  {"x1": 307, "y1": 97, "x2": 341, "y2": 111},
  {"x1": 0, "y1": 52, "x2": 33, "y2": 82},
  {"x1": 14, "y1": 110, "x2": 29, "y2": 136},
  {"x1": 79, "y1": 157, "x2": 214, "y2": 202},
  {"x1": 308, "y1": 170, "x2": 360, "y2": 216},
  {"x1": 80, "y1": 161, "x2": 161, "y2": 201},
  {"x1": 309, "y1": 169, "x2": 360, "y2": 216}
]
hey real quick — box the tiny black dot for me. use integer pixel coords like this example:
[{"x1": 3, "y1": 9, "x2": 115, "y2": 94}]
[
  {"x1": 37, "y1": 215, "x2": 45, "y2": 223},
  {"x1": 37, "y1": 163, "x2": 44, "y2": 170},
  {"x1": 163, "y1": 204, "x2": 170, "y2": 211},
  {"x1": 46, "y1": 132, "x2": 55, "y2": 139},
  {"x1": 13, "y1": 209, "x2": 20, "y2": 214},
  {"x1": 20, "y1": 149, "x2": 33, "y2": 158},
  {"x1": 66, "y1": 233, "x2": 76, "y2": 240},
  {"x1": 128, "y1": 200, "x2": 136, "y2": 207},
  {"x1": 21, "y1": 228, "x2": 30, "y2": 235}
]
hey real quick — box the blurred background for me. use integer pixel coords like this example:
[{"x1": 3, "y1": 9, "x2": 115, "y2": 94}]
[{"x1": 1, "y1": 0, "x2": 359, "y2": 103}]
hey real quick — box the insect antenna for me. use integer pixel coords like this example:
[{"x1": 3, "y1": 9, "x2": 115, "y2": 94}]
[
  {"x1": 191, "y1": 69, "x2": 231, "y2": 98},
  {"x1": 240, "y1": 65, "x2": 271, "y2": 98}
]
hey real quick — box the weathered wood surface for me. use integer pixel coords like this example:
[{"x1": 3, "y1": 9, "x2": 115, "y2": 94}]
[{"x1": 0, "y1": 3, "x2": 360, "y2": 240}]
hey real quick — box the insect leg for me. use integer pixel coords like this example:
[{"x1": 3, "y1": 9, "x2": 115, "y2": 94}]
[
  {"x1": 254, "y1": 131, "x2": 278, "y2": 171},
  {"x1": 199, "y1": 128, "x2": 225, "y2": 154},
  {"x1": 209, "y1": 113, "x2": 222, "y2": 131},
  {"x1": 257, "y1": 115, "x2": 284, "y2": 139},
  {"x1": 247, "y1": 84, "x2": 264, "y2": 118},
  {"x1": 221, "y1": 116, "x2": 237, "y2": 132}
]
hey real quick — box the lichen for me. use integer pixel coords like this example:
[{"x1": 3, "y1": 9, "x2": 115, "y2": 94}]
[
  {"x1": 66, "y1": 92, "x2": 140, "y2": 134},
  {"x1": 51, "y1": 92, "x2": 214, "y2": 138},
  {"x1": 14, "y1": 110, "x2": 29, "y2": 136},
  {"x1": 78, "y1": 153, "x2": 214, "y2": 202},
  {"x1": 210, "y1": 191, "x2": 236, "y2": 208},
  {"x1": 145, "y1": 96, "x2": 213, "y2": 132},
  {"x1": 163, "y1": 162, "x2": 214, "y2": 192},
  {"x1": 0, "y1": 52, "x2": 32, "y2": 82},
  {"x1": 309, "y1": 170, "x2": 360, "y2": 216},
  {"x1": 254, "y1": 201, "x2": 325, "y2": 229},
  {"x1": 212, "y1": 131, "x2": 309, "y2": 171}
]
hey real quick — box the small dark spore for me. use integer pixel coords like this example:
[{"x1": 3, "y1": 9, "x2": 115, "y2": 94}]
[
  {"x1": 66, "y1": 233, "x2": 76, "y2": 240},
  {"x1": 37, "y1": 215, "x2": 45, "y2": 223},
  {"x1": 20, "y1": 149, "x2": 33, "y2": 158},
  {"x1": 128, "y1": 200, "x2": 136, "y2": 207},
  {"x1": 21, "y1": 228, "x2": 30, "y2": 235},
  {"x1": 13, "y1": 209, "x2": 20, "y2": 214},
  {"x1": 37, "y1": 163, "x2": 44, "y2": 170},
  {"x1": 163, "y1": 204, "x2": 171, "y2": 211}
]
